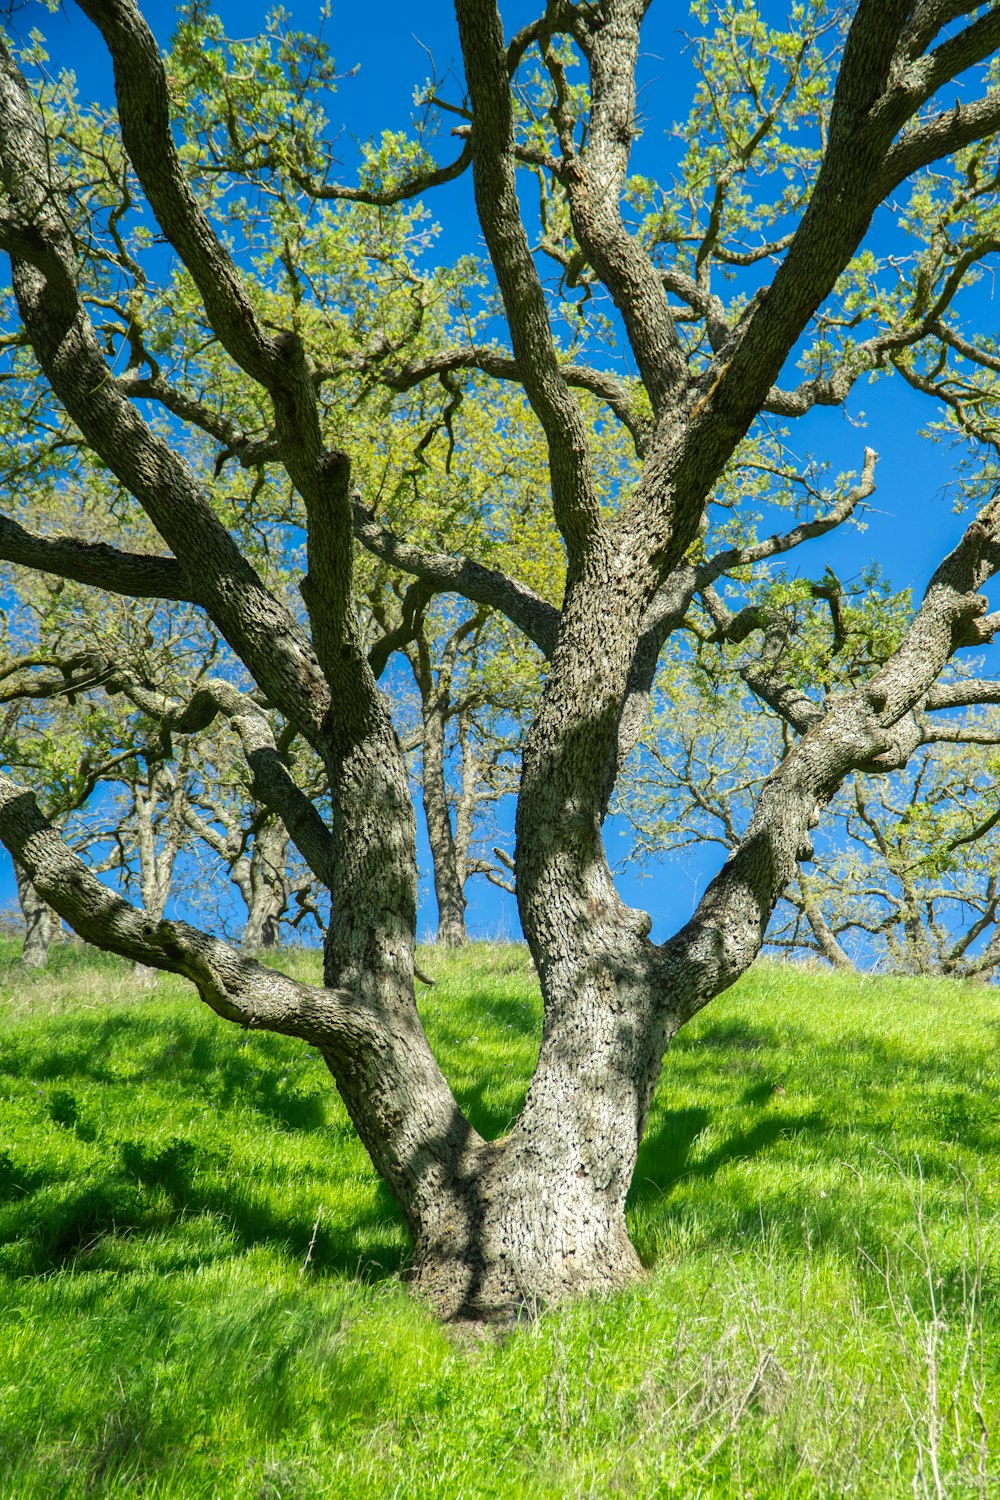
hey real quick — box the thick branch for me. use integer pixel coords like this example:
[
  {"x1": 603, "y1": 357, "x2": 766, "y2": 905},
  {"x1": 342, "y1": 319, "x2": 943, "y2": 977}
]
[
  {"x1": 563, "y1": 0, "x2": 689, "y2": 413},
  {"x1": 879, "y1": 92, "x2": 1000, "y2": 198},
  {"x1": 0, "y1": 37, "x2": 332, "y2": 745},
  {"x1": 659, "y1": 494, "x2": 1000, "y2": 1024},
  {"x1": 76, "y1": 0, "x2": 382, "y2": 712},
  {"x1": 75, "y1": 0, "x2": 287, "y2": 394},
  {"x1": 0, "y1": 770, "x2": 367, "y2": 1048},
  {"x1": 926, "y1": 678, "x2": 1000, "y2": 710},
  {"x1": 0, "y1": 513, "x2": 194, "y2": 601},
  {"x1": 454, "y1": 0, "x2": 602, "y2": 559}
]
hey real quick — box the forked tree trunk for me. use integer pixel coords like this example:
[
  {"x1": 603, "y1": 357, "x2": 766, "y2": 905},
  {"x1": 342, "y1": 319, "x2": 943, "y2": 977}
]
[
  {"x1": 406, "y1": 958, "x2": 665, "y2": 1317},
  {"x1": 372, "y1": 545, "x2": 683, "y2": 1315},
  {"x1": 4, "y1": 0, "x2": 1000, "y2": 1331}
]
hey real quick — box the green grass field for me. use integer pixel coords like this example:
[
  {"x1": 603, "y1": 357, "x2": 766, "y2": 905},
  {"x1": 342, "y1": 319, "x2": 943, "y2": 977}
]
[{"x1": 1, "y1": 939, "x2": 998, "y2": 1498}]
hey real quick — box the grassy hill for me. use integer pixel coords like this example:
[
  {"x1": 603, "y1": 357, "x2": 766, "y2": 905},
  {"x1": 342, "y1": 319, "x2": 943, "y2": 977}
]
[{"x1": 0, "y1": 941, "x2": 997, "y2": 1497}]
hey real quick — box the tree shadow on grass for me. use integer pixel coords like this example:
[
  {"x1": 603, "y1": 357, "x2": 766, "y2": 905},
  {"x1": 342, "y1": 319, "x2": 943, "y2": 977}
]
[
  {"x1": 0, "y1": 1010, "x2": 408, "y2": 1283},
  {"x1": 6, "y1": 982, "x2": 997, "y2": 1294},
  {"x1": 2, "y1": 1012, "x2": 331, "y2": 1133},
  {"x1": 444, "y1": 1075, "x2": 530, "y2": 1141},
  {"x1": 629, "y1": 1105, "x2": 824, "y2": 1208},
  {"x1": 629, "y1": 1010, "x2": 1000, "y2": 1279},
  {"x1": 420, "y1": 984, "x2": 541, "y2": 1139},
  {"x1": 2, "y1": 1139, "x2": 407, "y2": 1283}
]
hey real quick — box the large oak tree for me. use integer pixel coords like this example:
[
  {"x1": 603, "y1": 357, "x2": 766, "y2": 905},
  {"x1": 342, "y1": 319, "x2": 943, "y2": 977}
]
[{"x1": 2, "y1": 0, "x2": 1000, "y2": 1320}]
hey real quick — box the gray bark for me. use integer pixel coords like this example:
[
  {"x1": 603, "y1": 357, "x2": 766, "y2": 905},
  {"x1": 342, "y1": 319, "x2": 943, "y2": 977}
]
[
  {"x1": 14, "y1": 858, "x2": 53, "y2": 968},
  {"x1": 420, "y1": 697, "x2": 468, "y2": 947},
  {"x1": 407, "y1": 620, "x2": 478, "y2": 947},
  {"x1": 792, "y1": 873, "x2": 856, "y2": 972},
  {"x1": 238, "y1": 816, "x2": 290, "y2": 956}
]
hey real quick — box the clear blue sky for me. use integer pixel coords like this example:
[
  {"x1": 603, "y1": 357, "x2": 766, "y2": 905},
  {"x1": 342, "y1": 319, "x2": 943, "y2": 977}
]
[{"x1": 3, "y1": 1, "x2": 995, "y2": 942}]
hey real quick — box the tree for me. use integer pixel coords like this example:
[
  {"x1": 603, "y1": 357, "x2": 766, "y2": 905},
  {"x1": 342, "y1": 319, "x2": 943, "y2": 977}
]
[
  {"x1": 0, "y1": 582, "x2": 153, "y2": 966},
  {"x1": 619, "y1": 619, "x2": 1000, "y2": 977},
  {"x1": 0, "y1": 572, "x2": 290, "y2": 958},
  {"x1": 2, "y1": 0, "x2": 1000, "y2": 1321}
]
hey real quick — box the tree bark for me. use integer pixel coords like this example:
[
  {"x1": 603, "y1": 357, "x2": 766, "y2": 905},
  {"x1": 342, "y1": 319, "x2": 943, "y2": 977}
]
[
  {"x1": 420, "y1": 695, "x2": 468, "y2": 947},
  {"x1": 14, "y1": 858, "x2": 52, "y2": 968},
  {"x1": 239, "y1": 815, "x2": 289, "y2": 956},
  {"x1": 407, "y1": 619, "x2": 478, "y2": 947},
  {"x1": 793, "y1": 873, "x2": 856, "y2": 971}
]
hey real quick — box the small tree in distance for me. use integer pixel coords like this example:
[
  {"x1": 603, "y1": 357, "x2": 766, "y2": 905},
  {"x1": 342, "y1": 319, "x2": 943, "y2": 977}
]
[{"x1": 2, "y1": 1, "x2": 1000, "y2": 1320}]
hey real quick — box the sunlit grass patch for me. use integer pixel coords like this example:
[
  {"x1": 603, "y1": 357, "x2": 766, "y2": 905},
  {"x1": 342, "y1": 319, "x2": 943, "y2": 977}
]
[{"x1": 0, "y1": 942, "x2": 998, "y2": 1496}]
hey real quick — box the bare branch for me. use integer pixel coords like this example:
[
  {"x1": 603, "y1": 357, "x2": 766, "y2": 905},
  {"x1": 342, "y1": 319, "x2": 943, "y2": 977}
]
[
  {"x1": 284, "y1": 140, "x2": 472, "y2": 205},
  {"x1": 380, "y1": 345, "x2": 650, "y2": 453},
  {"x1": 700, "y1": 449, "x2": 878, "y2": 586},
  {"x1": 926, "y1": 677, "x2": 1000, "y2": 710}
]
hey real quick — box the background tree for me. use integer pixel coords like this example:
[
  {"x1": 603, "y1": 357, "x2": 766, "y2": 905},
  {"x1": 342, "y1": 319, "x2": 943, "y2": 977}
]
[
  {"x1": 1, "y1": 1, "x2": 1000, "y2": 1321},
  {"x1": 620, "y1": 612, "x2": 1000, "y2": 977}
]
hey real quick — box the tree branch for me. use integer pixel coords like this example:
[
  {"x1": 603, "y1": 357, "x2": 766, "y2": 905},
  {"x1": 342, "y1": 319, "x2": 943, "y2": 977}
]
[
  {"x1": 660, "y1": 493, "x2": 1000, "y2": 1024},
  {"x1": 0, "y1": 769, "x2": 368, "y2": 1048},
  {"x1": 76, "y1": 0, "x2": 289, "y2": 395},
  {"x1": 284, "y1": 140, "x2": 472, "y2": 205},
  {"x1": 925, "y1": 678, "x2": 1000, "y2": 711},
  {"x1": 879, "y1": 92, "x2": 1000, "y2": 199},
  {"x1": 560, "y1": 0, "x2": 689, "y2": 413},
  {"x1": 106, "y1": 667, "x2": 337, "y2": 887},
  {"x1": 351, "y1": 496, "x2": 559, "y2": 657},
  {"x1": 700, "y1": 449, "x2": 878, "y2": 587},
  {"x1": 0, "y1": 513, "x2": 195, "y2": 601},
  {"x1": 0, "y1": 36, "x2": 333, "y2": 747},
  {"x1": 453, "y1": 0, "x2": 602, "y2": 560},
  {"x1": 380, "y1": 345, "x2": 650, "y2": 453}
]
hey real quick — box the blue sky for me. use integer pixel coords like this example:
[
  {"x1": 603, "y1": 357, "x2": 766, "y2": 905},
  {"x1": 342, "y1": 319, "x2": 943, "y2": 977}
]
[{"x1": 2, "y1": 1, "x2": 996, "y2": 943}]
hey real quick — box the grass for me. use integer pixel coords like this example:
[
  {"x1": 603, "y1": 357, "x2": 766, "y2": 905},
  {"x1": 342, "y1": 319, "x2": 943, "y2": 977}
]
[{"x1": 0, "y1": 939, "x2": 998, "y2": 1497}]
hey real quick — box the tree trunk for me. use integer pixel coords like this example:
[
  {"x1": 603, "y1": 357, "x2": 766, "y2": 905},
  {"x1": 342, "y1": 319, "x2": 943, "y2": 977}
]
[
  {"x1": 15, "y1": 858, "x2": 52, "y2": 968},
  {"x1": 408, "y1": 947, "x2": 673, "y2": 1318},
  {"x1": 421, "y1": 694, "x2": 468, "y2": 946},
  {"x1": 408, "y1": 623, "x2": 475, "y2": 947},
  {"x1": 395, "y1": 547, "x2": 678, "y2": 1317},
  {"x1": 794, "y1": 872, "x2": 855, "y2": 970},
  {"x1": 240, "y1": 815, "x2": 289, "y2": 955}
]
